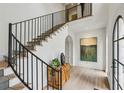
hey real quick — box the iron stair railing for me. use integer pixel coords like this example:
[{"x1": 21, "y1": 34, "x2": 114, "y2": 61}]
[{"x1": 8, "y1": 3, "x2": 92, "y2": 90}]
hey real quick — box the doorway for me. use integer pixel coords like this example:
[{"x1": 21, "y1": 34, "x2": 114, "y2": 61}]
[{"x1": 65, "y1": 35, "x2": 73, "y2": 65}]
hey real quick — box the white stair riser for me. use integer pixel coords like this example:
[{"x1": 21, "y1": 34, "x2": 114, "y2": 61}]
[
  {"x1": 4, "y1": 67, "x2": 13, "y2": 76},
  {"x1": 9, "y1": 77, "x2": 20, "y2": 87}
]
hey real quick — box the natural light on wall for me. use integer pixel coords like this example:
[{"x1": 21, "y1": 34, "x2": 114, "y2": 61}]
[{"x1": 80, "y1": 37, "x2": 97, "y2": 46}]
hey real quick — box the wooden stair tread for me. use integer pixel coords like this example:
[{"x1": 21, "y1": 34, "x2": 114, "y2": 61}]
[
  {"x1": 0, "y1": 61, "x2": 8, "y2": 70},
  {"x1": 27, "y1": 41, "x2": 38, "y2": 43},
  {"x1": 33, "y1": 37, "x2": 47, "y2": 42},
  {"x1": 0, "y1": 73, "x2": 16, "y2": 83},
  {"x1": 26, "y1": 23, "x2": 65, "y2": 47},
  {"x1": 24, "y1": 45, "x2": 34, "y2": 47},
  {"x1": 5, "y1": 73, "x2": 16, "y2": 80},
  {"x1": 7, "y1": 83, "x2": 25, "y2": 90},
  {"x1": 24, "y1": 45, "x2": 35, "y2": 50},
  {"x1": 34, "y1": 36, "x2": 46, "y2": 40},
  {"x1": 34, "y1": 37, "x2": 47, "y2": 41},
  {"x1": 42, "y1": 33, "x2": 50, "y2": 37},
  {"x1": 27, "y1": 40, "x2": 41, "y2": 45}
]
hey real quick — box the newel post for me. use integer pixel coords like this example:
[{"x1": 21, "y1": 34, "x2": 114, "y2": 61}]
[{"x1": 8, "y1": 23, "x2": 12, "y2": 66}]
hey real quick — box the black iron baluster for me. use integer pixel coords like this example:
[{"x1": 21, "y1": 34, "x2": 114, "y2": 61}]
[
  {"x1": 24, "y1": 22, "x2": 26, "y2": 45},
  {"x1": 46, "y1": 16, "x2": 47, "y2": 33},
  {"x1": 47, "y1": 15, "x2": 49, "y2": 32},
  {"x1": 48, "y1": 15, "x2": 49, "y2": 32},
  {"x1": 27, "y1": 51, "x2": 29, "y2": 85},
  {"x1": 44, "y1": 16, "x2": 46, "y2": 33},
  {"x1": 23, "y1": 47, "x2": 25, "y2": 80},
  {"x1": 58, "y1": 70, "x2": 59, "y2": 90},
  {"x1": 41, "y1": 62, "x2": 43, "y2": 90},
  {"x1": 36, "y1": 58, "x2": 38, "y2": 90},
  {"x1": 31, "y1": 54, "x2": 33, "y2": 89},
  {"x1": 40, "y1": 17, "x2": 41, "y2": 35},
  {"x1": 12, "y1": 37, "x2": 14, "y2": 67},
  {"x1": 28, "y1": 21, "x2": 30, "y2": 42},
  {"x1": 19, "y1": 43, "x2": 21, "y2": 76},
  {"x1": 43, "y1": 16, "x2": 45, "y2": 33},
  {"x1": 20, "y1": 22, "x2": 22, "y2": 43},
  {"x1": 42, "y1": 17, "x2": 44, "y2": 33},
  {"x1": 15, "y1": 24, "x2": 17, "y2": 39},
  {"x1": 32, "y1": 19, "x2": 33, "y2": 40},
  {"x1": 48, "y1": 15, "x2": 50, "y2": 32},
  {"x1": 60, "y1": 68, "x2": 62, "y2": 90},
  {"x1": 45, "y1": 16, "x2": 46, "y2": 33},
  {"x1": 35, "y1": 18, "x2": 36, "y2": 38},
  {"x1": 47, "y1": 65, "x2": 49, "y2": 90},
  {"x1": 47, "y1": 15, "x2": 48, "y2": 32},
  {"x1": 44, "y1": 16, "x2": 45, "y2": 33},
  {"x1": 15, "y1": 39, "x2": 17, "y2": 71},
  {"x1": 8, "y1": 23, "x2": 12, "y2": 67},
  {"x1": 52, "y1": 13, "x2": 54, "y2": 32},
  {"x1": 51, "y1": 14, "x2": 53, "y2": 32},
  {"x1": 15, "y1": 24, "x2": 17, "y2": 71},
  {"x1": 37, "y1": 18, "x2": 39, "y2": 37},
  {"x1": 50, "y1": 14, "x2": 51, "y2": 30}
]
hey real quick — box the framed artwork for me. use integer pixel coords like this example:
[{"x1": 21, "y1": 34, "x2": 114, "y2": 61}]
[{"x1": 80, "y1": 37, "x2": 97, "y2": 62}]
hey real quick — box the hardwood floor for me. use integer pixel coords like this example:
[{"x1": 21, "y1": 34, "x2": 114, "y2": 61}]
[{"x1": 63, "y1": 66, "x2": 110, "y2": 90}]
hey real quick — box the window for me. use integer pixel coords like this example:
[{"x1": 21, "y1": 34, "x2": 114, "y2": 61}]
[{"x1": 113, "y1": 16, "x2": 124, "y2": 90}]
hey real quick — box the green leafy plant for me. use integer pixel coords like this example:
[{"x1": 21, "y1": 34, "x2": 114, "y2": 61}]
[
  {"x1": 49, "y1": 58, "x2": 60, "y2": 76},
  {"x1": 52, "y1": 58, "x2": 60, "y2": 67}
]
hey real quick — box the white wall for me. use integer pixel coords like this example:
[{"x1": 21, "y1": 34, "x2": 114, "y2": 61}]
[
  {"x1": 68, "y1": 3, "x2": 108, "y2": 70},
  {"x1": 33, "y1": 25, "x2": 68, "y2": 64},
  {"x1": 74, "y1": 28, "x2": 106, "y2": 70},
  {"x1": 106, "y1": 3, "x2": 124, "y2": 89},
  {"x1": 0, "y1": 50, "x2": 3, "y2": 61},
  {"x1": 0, "y1": 3, "x2": 64, "y2": 57}
]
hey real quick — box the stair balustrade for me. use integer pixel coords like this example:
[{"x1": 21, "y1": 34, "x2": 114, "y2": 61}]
[{"x1": 8, "y1": 3, "x2": 92, "y2": 90}]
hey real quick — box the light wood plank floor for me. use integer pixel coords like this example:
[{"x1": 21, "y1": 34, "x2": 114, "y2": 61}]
[{"x1": 63, "y1": 66, "x2": 110, "y2": 90}]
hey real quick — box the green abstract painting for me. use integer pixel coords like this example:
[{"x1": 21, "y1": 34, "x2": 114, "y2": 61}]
[{"x1": 80, "y1": 37, "x2": 97, "y2": 62}]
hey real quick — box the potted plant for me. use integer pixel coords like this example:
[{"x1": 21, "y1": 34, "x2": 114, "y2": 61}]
[{"x1": 49, "y1": 58, "x2": 60, "y2": 76}]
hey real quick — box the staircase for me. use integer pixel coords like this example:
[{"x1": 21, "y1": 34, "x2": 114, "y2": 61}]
[
  {"x1": 0, "y1": 61, "x2": 26, "y2": 90},
  {"x1": 0, "y1": 3, "x2": 92, "y2": 90}
]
